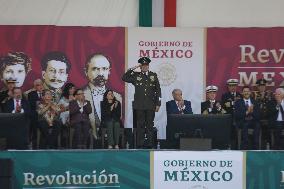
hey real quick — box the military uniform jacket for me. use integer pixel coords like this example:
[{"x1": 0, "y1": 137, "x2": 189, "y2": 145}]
[
  {"x1": 122, "y1": 69, "x2": 161, "y2": 110},
  {"x1": 252, "y1": 90, "x2": 272, "y2": 119},
  {"x1": 221, "y1": 92, "x2": 242, "y2": 114},
  {"x1": 201, "y1": 100, "x2": 226, "y2": 114}
]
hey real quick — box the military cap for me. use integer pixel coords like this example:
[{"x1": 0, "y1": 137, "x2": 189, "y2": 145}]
[
  {"x1": 256, "y1": 78, "x2": 267, "y2": 86},
  {"x1": 227, "y1": 79, "x2": 238, "y2": 85},
  {"x1": 206, "y1": 85, "x2": 218, "y2": 93},
  {"x1": 138, "y1": 57, "x2": 151, "y2": 65},
  {"x1": 6, "y1": 78, "x2": 17, "y2": 83}
]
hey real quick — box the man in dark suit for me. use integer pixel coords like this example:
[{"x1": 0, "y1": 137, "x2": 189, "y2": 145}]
[
  {"x1": 69, "y1": 89, "x2": 92, "y2": 149},
  {"x1": 4, "y1": 87, "x2": 31, "y2": 116},
  {"x1": 166, "y1": 89, "x2": 192, "y2": 114},
  {"x1": 234, "y1": 86, "x2": 260, "y2": 150},
  {"x1": 221, "y1": 79, "x2": 242, "y2": 115},
  {"x1": 122, "y1": 57, "x2": 161, "y2": 148},
  {"x1": 28, "y1": 79, "x2": 44, "y2": 149},
  {"x1": 0, "y1": 79, "x2": 16, "y2": 111},
  {"x1": 267, "y1": 88, "x2": 284, "y2": 149},
  {"x1": 201, "y1": 85, "x2": 226, "y2": 114}
]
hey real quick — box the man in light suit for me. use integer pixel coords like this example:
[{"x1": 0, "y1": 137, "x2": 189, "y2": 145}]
[
  {"x1": 166, "y1": 89, "x2": 192, "y2": 115},
  {"x1": 83, "y1": 54, "x2": 122, "y2": 139}
]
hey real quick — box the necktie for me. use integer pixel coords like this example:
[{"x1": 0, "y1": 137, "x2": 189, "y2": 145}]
[
  {"x1": 16, "y1": 99, "x2": 20, "y2": 112},
  {"x1": 38, "y1": 92, "x2": 42, "y2": 99},
  {"x1": 245, "y1": 100, "x2": 249, "y2": 109}
]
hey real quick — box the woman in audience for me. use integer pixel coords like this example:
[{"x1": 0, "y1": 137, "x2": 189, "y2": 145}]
[
  {"x1": 58, "y1": 83, "x2": 75, "y2": 148},
  {"x1": 69, "y1": 89, "x2": 92, "y2": 149},
  {"x1": 37, "y1": 90, "x2": 61, "y2": 149},
  {"x1": 101, "y1": 89, "x2": 121, "y2": 149}
]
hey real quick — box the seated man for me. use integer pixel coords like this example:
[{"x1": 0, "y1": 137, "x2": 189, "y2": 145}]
[
  {"x1": 4, "y1": 87, "x2": 30, "y2": 116},
  {"x1": 201, "y1": 85, "x2": 226, "y2": 114},
  {"x1": 166, "y1": 89, "x2": 193, "y2": 114},
  {"x1": 267, "y1": 88, "x2": 284, "y2": 150},
  {"x1": 0, "y1": 79, "x2": 17, "y2": 111},
  {"x1": 221, "y1": 78, "x2": 242, "y2": 115},
  {"x1": 235, "y1": 86, "x2": 260, "y2": 150}
]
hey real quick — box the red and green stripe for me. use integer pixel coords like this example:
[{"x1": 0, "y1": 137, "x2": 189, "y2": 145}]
[{"x1": 139, "y1": 0, "x2": 177, "y2": 27}]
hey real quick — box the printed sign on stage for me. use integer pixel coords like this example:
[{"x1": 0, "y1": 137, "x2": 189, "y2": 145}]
[
  {"x1": 0, "y1": 151, "x2": 150, "y2": 189},
  {"x1": 207, "y1": 27, "x2": 284, "y2": 97},
  {"x1": 153, "y1": 151, "x2": 244, "y2": 189},
  {"x1": 127, "y1": 28, "x2": 205, "y2": 139}
]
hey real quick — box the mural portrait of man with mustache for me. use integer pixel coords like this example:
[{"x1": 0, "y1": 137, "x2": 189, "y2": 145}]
[
  {"x1": 41, "y1": 51, "x2": 71, "y2": 103},
  {"x1": 83, "y1": 53, "x2": 122, "y2": 139}
]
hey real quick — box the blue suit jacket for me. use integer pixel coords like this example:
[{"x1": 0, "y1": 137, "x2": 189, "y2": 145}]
[
  {"x1": 4, "y1": 98, "x2": 31, "y2": 117},
  {"x1": 166, "y1": 100, "x2": 193, "y2": 114},
  {"x1": 234, "y1": 98, "x2": 260, "y2": 121}
]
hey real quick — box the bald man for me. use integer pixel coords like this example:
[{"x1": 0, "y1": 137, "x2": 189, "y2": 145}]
[{"x1": 83, "y1": 54, "x2": 122, "y2": 139}]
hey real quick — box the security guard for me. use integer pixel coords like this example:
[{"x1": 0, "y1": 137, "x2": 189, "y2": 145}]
[
  {"x1": 221, "y1": 79, "x2": 242, "y2": 115},
  {"x1": 122, "y1": 57, "x2": 161, "y2": 148},
  {"x1": 252, "y1": 78, "x2": 272, "y2": 119},
  {"x1": 201, "y1": 85, "x2": 226, "y2": 114}
]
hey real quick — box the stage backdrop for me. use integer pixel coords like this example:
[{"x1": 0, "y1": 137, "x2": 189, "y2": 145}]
[
  {"x1": 127, "y1": 28, "x2": 205, "y2": 139},
  {"x1": 207, "y1": 27, "x2": 284, "y2": 97},
  {"x1": 0, "y1": 25, "x2": 125, "y2": 120},
  {"x1": 0, "y1": 25, "x2": 125, "y2": 92}
]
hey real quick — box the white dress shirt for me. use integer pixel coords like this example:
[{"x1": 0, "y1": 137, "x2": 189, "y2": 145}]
[
  {"x1": 277, "y1": 100, "x2": 284, "y2": 121},
  {"x1": 12, "y1": 99, "x2": 24, "y2": 113}
]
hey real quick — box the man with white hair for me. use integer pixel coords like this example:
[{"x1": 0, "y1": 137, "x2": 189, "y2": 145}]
[
  {"x1": 166, "y1": 89, "x2": 192, "y2": 114},
  {"x1": 267, "y1": 88, "x2": 284, "y2": 149}
]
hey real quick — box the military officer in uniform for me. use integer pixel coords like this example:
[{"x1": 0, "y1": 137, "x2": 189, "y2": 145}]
[
  {"x1": 221, "y1": 79, "x2": 242, "y2": 115},
  {"x1": 252, "y1": 79, "x2": 272, "y2": 119},
  {"x1": 252, "y1": 78, "x2": 272, "y2": 147},
  {"x1": 221, "y1": 79, "x2": 242, "y2": 149},
  {"x1": 201, "y1": 85, "x2": 226, "y2": 114},
  {"x1": 122, "y1": 57, "x2": 161, "y2": 148}
]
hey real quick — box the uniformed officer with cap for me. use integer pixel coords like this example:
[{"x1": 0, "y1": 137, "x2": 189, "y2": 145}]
[
  {"x1": 0, "y1": 78, "x2": 17, "y2": 111},
  {"x1": 122, "y1": 57, "x2": 161, "y2": 148},
  {"x1": 253, "y1": 78, "x2": 272, "y2": 146},
  {"x1": 201, "y1": 85, "x2": 226, "y2": 114},
  {"x1": 252, "y1": 78, "x2": 272, "y2": 118},
  {"x1": 221, "y1": 79, "x2": 242, "y2": 115}
]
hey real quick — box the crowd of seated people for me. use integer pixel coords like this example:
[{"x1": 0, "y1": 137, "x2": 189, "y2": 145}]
[{"x1": 0, "y1": 76, "x2": 284, "y2": 150}]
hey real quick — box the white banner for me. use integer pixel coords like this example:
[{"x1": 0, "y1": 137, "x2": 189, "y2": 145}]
[
  {"x1": 126, "y1": 28, "x2": 205, "y2": 139},
  {"x1": 153, "y1": 151, "x2": 244, "y2": 189}
]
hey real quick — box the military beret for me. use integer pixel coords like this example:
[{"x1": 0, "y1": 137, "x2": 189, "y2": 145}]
[
  {"x1": 227, "y1": 79, "x2": 238, "y2": 85},
  {"x1": 6, "y1": 78, "x2": 17, "y2": 83},
  {"x1": 256, "y1": 78, "x2": 267, "y2": 86},
  {"x1": 138, "y1": 57, "x2": 151, "y2": 65},
  {"x1": 206, "y1": 85, "x2": 218, "y2": 93}
]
